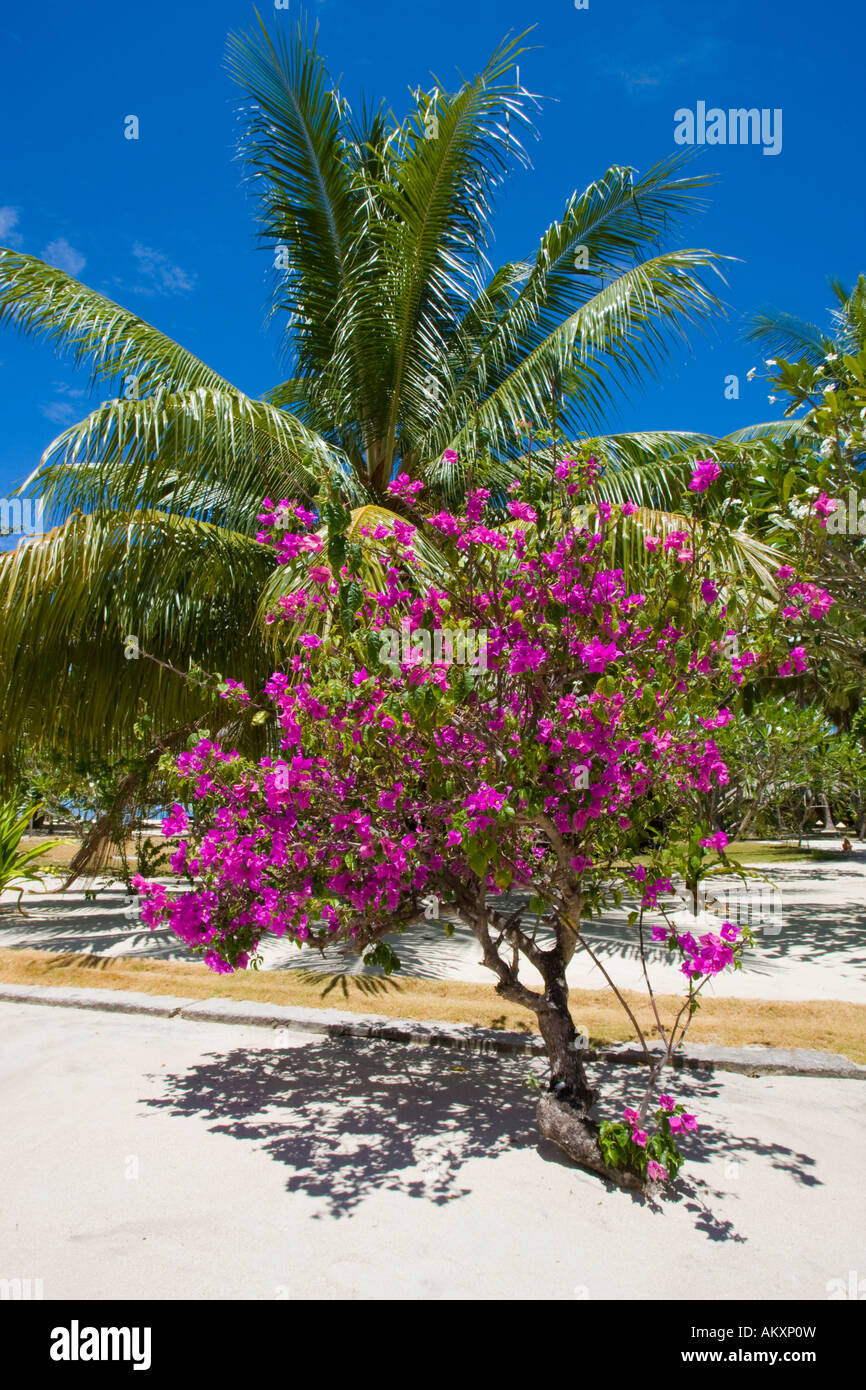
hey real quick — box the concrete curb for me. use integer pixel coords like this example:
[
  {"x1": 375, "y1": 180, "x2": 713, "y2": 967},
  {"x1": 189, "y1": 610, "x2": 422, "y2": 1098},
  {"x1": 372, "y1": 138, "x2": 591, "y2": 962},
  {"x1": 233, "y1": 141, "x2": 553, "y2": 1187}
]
[
  {"x1": 0, "y1": 982, "x2": 192, "y2": 1018},
  {"x1": 0, "y1": 981, "x2": 864, "y2": 1079}
]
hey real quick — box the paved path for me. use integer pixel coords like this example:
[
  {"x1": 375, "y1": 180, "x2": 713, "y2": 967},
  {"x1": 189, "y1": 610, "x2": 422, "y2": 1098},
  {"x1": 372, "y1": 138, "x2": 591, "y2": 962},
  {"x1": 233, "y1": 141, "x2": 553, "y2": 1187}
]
[
  {"x1": 0, "y1": 1001, "x2": 862, "y2": 1300},
  {"x1": 3, "y1": 838, "x2": 865, "y2": 1002}
]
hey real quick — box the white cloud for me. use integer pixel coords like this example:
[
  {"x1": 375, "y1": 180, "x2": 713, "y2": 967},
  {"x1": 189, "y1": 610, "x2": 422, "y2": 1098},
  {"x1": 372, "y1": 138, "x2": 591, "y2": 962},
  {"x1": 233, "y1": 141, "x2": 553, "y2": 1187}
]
[
  {"x1": 130, "y1": 241, "x2": 195, "y2": 295},
  {"x1": 43, "y1": 238, "x2": 86, "y2": 276},
  {"x1": 40, "y1": 401, "x2": 81, "y2": 425},
  {"x1": 606, "y1": 13, "x2": 728, "y2": 96},
  {"x1": 0, "y1": 206, "x2": 23, "y2": 248},
  {"x1": 51, "y1": 380, "x2": 87, "y2": 399}
]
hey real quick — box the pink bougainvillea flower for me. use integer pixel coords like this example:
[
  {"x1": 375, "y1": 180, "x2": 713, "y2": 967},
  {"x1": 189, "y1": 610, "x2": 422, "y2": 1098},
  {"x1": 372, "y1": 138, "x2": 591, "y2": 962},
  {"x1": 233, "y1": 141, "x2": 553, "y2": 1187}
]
[
  {"x1": 658, "y1": 1094, "x2": 675, "y2": 1112},
  {"x1": 578, "y1": 637, "x2": 620, "y2": 673},
  {"x1": 387, "y1": 473, "x2": 425, "y2": 504},
  {"x1": 688, "y1": 458, "x2": 721, "y2": 492},
  {"x1": 204, "y1": 950, "x2": 235, "y2": 975},
  {"x1": 813, "y1": 492, "x2": 838, "y2": 527},
  {"x1": 647, "y1": 1160, "x2": 669, "y2": 1181},
  {"x1": 778, "y1": 645, "x2": 808, "y2": 677},
  {"x1": 631, "y1": 1129, "x2": 648, "y2": 1148},
  {"x1": 699, "y1": 831, "x2": 728, "y2": 852},
  {"x1": 701, "y1": 579, "x2": 718, "y2": 604},
  {"x1": 162, "y1": 804, "x2": 189, "y2": 836},
  {"x1": 507, "y1": 501, "x2": 538, "y2": 523}
]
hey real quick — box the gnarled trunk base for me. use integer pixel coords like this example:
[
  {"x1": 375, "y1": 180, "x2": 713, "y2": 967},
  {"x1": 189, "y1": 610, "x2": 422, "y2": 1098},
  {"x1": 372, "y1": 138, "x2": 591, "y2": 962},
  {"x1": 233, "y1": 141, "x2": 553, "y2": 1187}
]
[{"x1": 536, "y1": 1095, "x2": 659, "y2": 1196}]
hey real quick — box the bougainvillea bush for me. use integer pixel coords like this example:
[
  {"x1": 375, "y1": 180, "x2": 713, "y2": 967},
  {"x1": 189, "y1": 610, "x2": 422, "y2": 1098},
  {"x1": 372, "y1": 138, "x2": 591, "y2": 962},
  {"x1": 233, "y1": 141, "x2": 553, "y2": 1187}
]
[{"x1": 136, "y1": 452, "x2": 832, "y2": 1192}]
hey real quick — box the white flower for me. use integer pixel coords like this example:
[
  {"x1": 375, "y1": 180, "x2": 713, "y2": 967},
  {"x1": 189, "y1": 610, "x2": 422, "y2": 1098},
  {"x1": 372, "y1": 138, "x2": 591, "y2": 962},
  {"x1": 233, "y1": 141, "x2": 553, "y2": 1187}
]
[
  {"x1": 820, "y1": 438, "x2": 835, "y2": 457},
  {"x1": 746, "y1": 367, "x2": 757, "y2": 381},
  {"x1": 768, "y1": 395, "x2": 777, "y2": 403},
  {"x1": 764, "y1": 358, "x2": 777, "y2": 367},
  {"x1": 826, "y1": 352, "x2": 838, "y2": 362}
]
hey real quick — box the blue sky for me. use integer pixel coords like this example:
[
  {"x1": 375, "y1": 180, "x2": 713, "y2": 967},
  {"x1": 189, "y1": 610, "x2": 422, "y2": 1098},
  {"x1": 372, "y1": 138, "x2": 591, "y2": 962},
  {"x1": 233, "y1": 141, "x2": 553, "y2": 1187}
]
[{"x1": 1, "y1": 0, "x2": 863, "y2": 500}]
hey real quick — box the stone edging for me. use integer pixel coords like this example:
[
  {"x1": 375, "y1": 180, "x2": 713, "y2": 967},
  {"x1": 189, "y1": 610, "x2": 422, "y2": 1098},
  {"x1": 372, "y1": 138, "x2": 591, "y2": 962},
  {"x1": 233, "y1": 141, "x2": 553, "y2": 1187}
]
[{"x1": 0, "y1": 981, "x2": 863, "y2": 1080}]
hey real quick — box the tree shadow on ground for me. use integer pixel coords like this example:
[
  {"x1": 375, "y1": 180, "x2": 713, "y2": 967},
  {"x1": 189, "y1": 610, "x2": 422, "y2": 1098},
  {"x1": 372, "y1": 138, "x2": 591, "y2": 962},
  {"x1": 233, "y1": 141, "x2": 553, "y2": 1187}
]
[
  {"x1": 595, "y1": 1061, "x2": 823, "y2": 1241},
  {"x1": 0, "y1": 886, "x2": 192, "y2": 961},
  {"x1": 7, "y1": 867, "x2": 866, "y2": 989},
  {"x1": 141, "y1": 1042, "x2": 823, "y2": 1238},
  {"x1": 292, "y1": 969, "x2": 405, "y2": 1002}
]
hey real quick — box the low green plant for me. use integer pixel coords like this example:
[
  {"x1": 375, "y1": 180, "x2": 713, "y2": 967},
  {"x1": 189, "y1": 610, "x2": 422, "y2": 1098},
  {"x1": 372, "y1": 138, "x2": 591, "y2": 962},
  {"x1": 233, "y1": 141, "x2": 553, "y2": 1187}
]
[
  {"x1": 598, "y1": 1097, "x2": 696, "y2": 1184},
  {"x1": 0, "y1": 798, "x2": 60, "y2": 915}
]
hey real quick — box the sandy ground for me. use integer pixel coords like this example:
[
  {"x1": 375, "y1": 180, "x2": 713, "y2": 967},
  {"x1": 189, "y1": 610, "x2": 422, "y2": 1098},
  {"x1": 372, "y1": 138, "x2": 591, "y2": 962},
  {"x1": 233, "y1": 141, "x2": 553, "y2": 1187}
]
[
  {"x1": 0, "y1": 1000, "x2": 862, "y2": 1301},
  {"x1": 2, "y1": 837, "x2": 865, "y2": 1003}
]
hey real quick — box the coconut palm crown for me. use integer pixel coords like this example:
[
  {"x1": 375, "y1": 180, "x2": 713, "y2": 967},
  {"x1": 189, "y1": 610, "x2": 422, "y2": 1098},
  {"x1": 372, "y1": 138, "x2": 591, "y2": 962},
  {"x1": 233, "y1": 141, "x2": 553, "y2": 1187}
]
[{"x1": 0, "y1": 15, "x2": 736, "y2": 768}]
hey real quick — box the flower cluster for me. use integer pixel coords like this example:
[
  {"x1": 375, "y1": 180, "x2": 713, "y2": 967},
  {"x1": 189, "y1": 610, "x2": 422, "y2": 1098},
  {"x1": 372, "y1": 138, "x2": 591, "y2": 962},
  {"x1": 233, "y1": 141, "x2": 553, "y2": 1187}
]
[
  {"x1": 599, "y1": 1095, "x2": 698, "y2": 1184},
  {"x1": 813, "y1": 491, "x2": 838, "y2": 526},
  {"x1": 651, "y1": 916, "x2": 742, "y2": 979},
  {"x1": 143, "y1": 483, "x2": 776, "y2": 967},
  {"x1": 688, "y1": 458, "x2": 722, "y2": 493},
  {"x1": 386, "y1": 474, "x2": 425, "y2": 504}
]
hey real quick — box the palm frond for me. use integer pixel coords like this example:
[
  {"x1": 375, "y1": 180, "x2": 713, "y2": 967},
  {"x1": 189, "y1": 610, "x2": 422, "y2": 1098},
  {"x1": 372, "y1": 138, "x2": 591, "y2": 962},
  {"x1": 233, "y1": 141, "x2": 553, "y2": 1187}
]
[
  {"x1": 0, "y1": 249, "x2": 232, "y2": 395},
  {"x1": 0, "y1": 511, "x2": 276, "y2": 759},
  {"x1": 440, "y1": 250, "x2": 725, "y2": 456},
  {"x1": 744, "y1": 308, "x2": 831, "y2": 368},
  {"x1": 26, "y1": 388, "x2": 355, "y2": 527}
]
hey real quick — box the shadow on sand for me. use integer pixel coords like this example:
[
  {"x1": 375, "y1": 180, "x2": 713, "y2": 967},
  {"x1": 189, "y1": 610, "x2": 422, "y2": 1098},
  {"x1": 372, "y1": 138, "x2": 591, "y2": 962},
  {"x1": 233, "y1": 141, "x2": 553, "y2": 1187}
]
[{"x1": 141, "y1": 1041, "x2": 822, "y2": 1239}]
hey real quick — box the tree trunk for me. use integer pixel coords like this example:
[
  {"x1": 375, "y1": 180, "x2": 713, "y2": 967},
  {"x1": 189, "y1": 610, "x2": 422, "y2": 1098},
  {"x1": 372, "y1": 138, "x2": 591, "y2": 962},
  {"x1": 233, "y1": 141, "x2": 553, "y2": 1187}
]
[
  {"x1": 536, "y1": 1095, "x2": 656, "y2": 1195},
  {"x1": 531, "y1": 948, "x2": 657, "y2": 1193},
  {"x1": 459, "y1": 894, "x2": 659, "y2": 1194},
  {"x1": 536, "y1": 972, "x2": 597, "y2": 1113},
  {"x1": 819, "y1": 790, "x2": 834, "y2": 832}
]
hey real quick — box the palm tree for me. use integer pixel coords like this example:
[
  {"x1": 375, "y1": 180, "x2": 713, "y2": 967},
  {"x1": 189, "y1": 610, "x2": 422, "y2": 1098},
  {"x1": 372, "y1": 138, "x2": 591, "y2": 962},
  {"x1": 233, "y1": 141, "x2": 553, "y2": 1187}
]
[
  {"x1": 0, "y1": 15, "x2": 733, "y2": 779},
  {"x1": 746, "y1": 275, "x2": 866, "y2": 374}
]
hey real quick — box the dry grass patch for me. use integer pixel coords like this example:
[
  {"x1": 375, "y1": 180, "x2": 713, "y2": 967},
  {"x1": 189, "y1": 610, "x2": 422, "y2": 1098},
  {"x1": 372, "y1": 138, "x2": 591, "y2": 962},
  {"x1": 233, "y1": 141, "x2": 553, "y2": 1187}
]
[
  {"x1": 18, "y1": 836, "x2": 167, "y2": 873},
  {"x1": 0, "y1": 946, "x2": 863, "y2": 1064}
]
